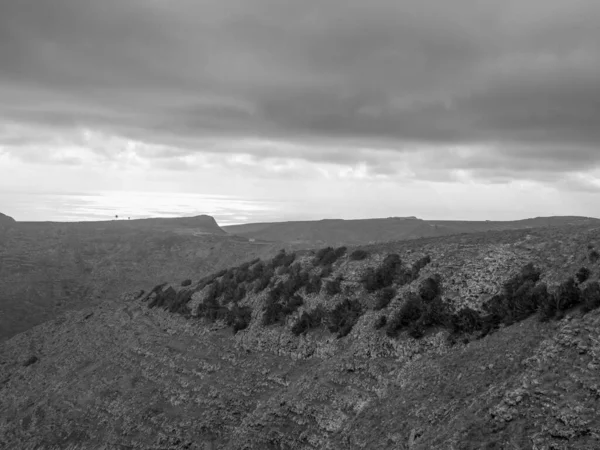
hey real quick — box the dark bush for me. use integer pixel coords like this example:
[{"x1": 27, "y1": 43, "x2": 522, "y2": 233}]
[
  {"x1": 248, "y1": 260, "x2": 265, "y2": 282},
  {"x1": 227, "y1": 305, "x2": 252, "y2": 333},
  {"x1": 411, "y1": 255, "x2": 432, "y2": 278},
  {"x1": 314, "y1": 246, "x2": 347, "y2": 266},
  {"x1": 324, "y1": 277, "x2": 342, "y2": 296},
  {"x1": 350, "y1": 249, "x2": 369, "y2": 261},
  {"x1": 538, "y1": 278, "x2": 580, "y2": 321},
  {"x1": 263, "y1": 294, "x2": 305, "y2": 326},
  {"x1": 386, "y1": 293, "x2": 422, "y2": 337},
  {"x1": 254, "y1": 267, "x2": 274, "y2": 293},
  {"x1": 419, "y1": 276, "x2": 441, "y2": 302},
  {"x1": 320, "y1": 265, "x2": 334, "y2": 278},
  {"x1": 181, "y1": 279, "x2": 192, "y2": 287},
  {"x1": 590, "y1": 250, "x2": 600, "y2": 263},
  {"x1": 23, "y1": 356, "x2": 39, "y2": 367},
  {"x1": 408, "y1": 322, "x2": 425, "y2": 339},
  {"x1": 555, "y1": 277, "x2": 581, "y2": 311},
  {"x1": 374, "y1": 315, "x2": 387, "y2": 329},
  {"x1": 374, "y1": 287, "x2": 396, "y2": 310},
  {"x1": 450, "y1": 308, "x2": 483, "y2": 335},
  {"x1": 480, "y1": 264, "x2": 544, "y2": 326},
  {"x1": 305, "y1": 274, "x2": 323, "y2": 295},
  {"x1": 272, "y1": 250, "x2": 296, "y2": 268},
  {"x1": 326, "y1": 299, "x2": 363, "y2": 338},
  {"x1": 576, "y1": 267, "x2": 591, "y2": 284},
  {"x1": 581, "y1": 281, "x2": 600, "y2": 313},
  {"x1": 362, "y1": 254, "x2": 404, "y2": 292},
  {"x1": 149, "y1": 286, "x2": 192, "y2": 315},
  {"x1": 291, "y1": 307, "x2": 326, "y2": 335},
  {"x1": 418, "y1": 295, "x2": 451, "y2": 328}
]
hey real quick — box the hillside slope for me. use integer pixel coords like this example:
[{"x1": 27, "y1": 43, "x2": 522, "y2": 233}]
[
  {"x1": 223, "y1": 216, "x2": 600, "y2": 246},
  {"x1": 2, "y1": 223, "x2": 600, "y2": 449},
  {"x1": 0, "y1": 216, "x2": 284, "y2": 342}
]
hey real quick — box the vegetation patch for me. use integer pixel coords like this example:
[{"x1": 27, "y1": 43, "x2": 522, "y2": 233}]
[
  {"x1": 313, "y1": 246, "x2": 347, "y2": 266},
  {"x1": 349, "y1": 249, "x2": 369, "y2": 261},
  {"x1": 326, "y1": 299, "x2": 363, "y2": 338},
  {"x1": 373, "y1": 287, "x2": 396, "y2": 310},
  {"x1": 362, "y1": 253, "x2": 431, "y2": 292},
  {"x1": 291, "y1": 307, "x2": 327, "y2": 336}
]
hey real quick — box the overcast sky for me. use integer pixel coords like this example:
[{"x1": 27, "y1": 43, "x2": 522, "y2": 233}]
[{"x1": 1, "y1": 0, "x2": 600, "y2": 223}]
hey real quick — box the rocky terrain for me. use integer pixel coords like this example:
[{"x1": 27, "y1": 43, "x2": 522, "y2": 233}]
[
  {"x1": 0, "y1": 215, "x2": 287, "y2": 342},
  {"x1": 2, "y1": 222, "x2": 600, "y2": 449},
  {"x1": 223, "y1": 216, "x2": 600, "y2": 246}
]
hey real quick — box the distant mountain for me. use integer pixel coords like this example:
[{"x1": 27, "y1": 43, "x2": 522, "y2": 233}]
[
  {"x1": 3, "y1": 223, "x2": 600, "y2": 449},
  {"x1": 0, "y1": 215, "x2": 281, "y2": 341},
  {"x1": 223, "y1": 215, "x2": 600, "y2": 246}
]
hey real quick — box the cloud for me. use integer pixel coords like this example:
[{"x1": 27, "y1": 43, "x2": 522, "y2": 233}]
[{"x1": 1, "y1": 0, "x2": 600, "y2": 186}]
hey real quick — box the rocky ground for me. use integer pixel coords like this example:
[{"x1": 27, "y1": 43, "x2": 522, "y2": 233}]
[{"x1": 2, "y1": 223, "x2": 600, "y2": 449}]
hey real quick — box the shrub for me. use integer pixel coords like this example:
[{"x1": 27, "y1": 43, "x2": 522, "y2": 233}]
[
  {"x1": 386, "y1": 293, "x2": 422, "y2": 337},
  {"x1": 538, "y1": 277, "x2": 581, "y2": 321},
  {"x1": 555, "y1": 277, "x2": 581, "y2": 311},
  {"x1": 374, "y1": 315, "x2": 387, "y2": 329},
  {"x1": 590, "y1": 250, "x2": 600, "y2": 263},
  {"x1": 272, "y1": 250, "x2": 296, "y2": 268},
  {"x1": 576, "y1": 267, "x2": 591, "y2": 284},
  {"x1": 418, "y1": 295, "x2": 451, "y2": 328},
  {"x1": 362, "y1": 254, "x2": 404, "y2": 292},
  {"x1": 581, "y1": 281, "x2": 600, "y2": 313},
  {"x1": 320, "y1": 265, "x2": 334, "y2": 278},
  {"x1": 449, "y1": 308, "x2": 483, "y2": 335},
  {"x1": 418, "y1": 276, "x2": 441, "y2": 302},
  {"x1": 411, "y1": 255, "x2": 432, "y2": 278},
  {"x1": 291, "y1": 307, "x2": 326, "y2": 335},
  {"x1": 305, "y1": 274, "x2": 323, "y2": 295},
  {"x1": 481, "y1": 263, "x2": 544, "y2": 325},
  {"x1": 314, "y1": 246, "x2": 347, "y2": 266},
  {"x1": 181, "y1": 279, "x2": 192, "y2": 287},
  {"x1": 228, "y1": 305, "x2": 252, "y2": 333},
  {"x1": 350, "y1": 249, "x2": 369, "y2": 261},
  {"x1": 324, "y1": 277, "x2": 342, "y2": 296},
  {"x1": 262, "y1": 294, "x2": 304, "y2": 326},
  {"x1": 149, "y1": 286, "x2": 192, "y2": 315},
  {"x1": 253, "y1": 267, "x2": 274, "y2": 293},
  {"x1": 374, "y1": 287, "x2": 396, "y2": 310},
  {"x1": 408, "y1": 322, "x2": 425, "y2": 339},
  {"x1": 327, "y1": 299, "x2": 363, "y2": 338}
]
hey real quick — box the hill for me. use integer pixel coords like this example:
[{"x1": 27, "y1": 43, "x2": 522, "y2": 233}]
[
  {"x1": 0, "y1": 212, "x2": 16, "y2": 230},
  {"x1": 223, "y1": 215, "x2": 600, "y2": 246},
  {"x1": 2, "y1": 222, "x2": 600, "y2": 448},
  {"x1": 0, "y1": 215, "x2": 286, "y2": 342}
]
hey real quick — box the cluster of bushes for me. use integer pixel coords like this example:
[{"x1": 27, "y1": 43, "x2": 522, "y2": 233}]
[
  {"x1": 384, "y1": 277, "x2": 446, "y2": 339},
  {"x1": 349, "y1": 249, "x2": 369, "y2": 261},
  {"x1": 378, "y1": 263, "x2": 600, "y2": 344},
  {"x1": 272, "y1": 249, "x2": 297, "y2": 268},
  {"x1": 374, "y1": 286, "x2": 396, "y2": 310},
  {"x1": 291, "y1": 298, "x2": 364, "y2": 338},
  {"x1": 291, "y1": 306, "x2": 327, "y2": 336},
  {"x1": 327, "y1": 299, "x2": 363, "y2": 337},
  {"x1": 324, "y1": 277, "x2": 343, "y2": 296},
  {"x1": 362, "y1": 254, "x2": 432, "y2": 293},
  {"x1": 197, "y1": 296, "x2": 253, "y2": 333},
  {"x1": 263, "y1": 294, "x2": 304, "y2": 326},
  {"x1": 362, "y1": 254, "x2": 403, "y2": 292},
  {"x1": 313, "y1": 246, "x2": 347, "y2": 266},
  {"x1": 148, "y1": 285, "x2": 192, "y2": 315}
]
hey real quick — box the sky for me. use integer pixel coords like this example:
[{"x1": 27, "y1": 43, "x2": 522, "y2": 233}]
[{"x1": 1, "y1": 0, "x2": 600, "y2": 224}]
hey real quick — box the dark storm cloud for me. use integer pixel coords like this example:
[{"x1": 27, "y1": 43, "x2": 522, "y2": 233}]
[{"x1": 1, "y1": 0, "x2": 600, "y2": 175}]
